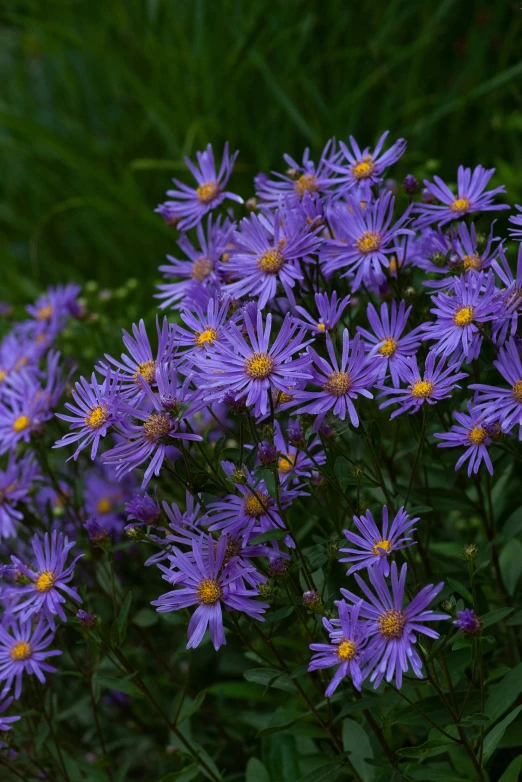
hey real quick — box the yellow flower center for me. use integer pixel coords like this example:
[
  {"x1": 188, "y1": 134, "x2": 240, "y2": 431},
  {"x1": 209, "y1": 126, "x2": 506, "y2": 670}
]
[
  {"x1": 356, "y1": 230, "x2": 381, "y2": 254},
  {"x1": 143, "y1": 412, "x2": 171, "y2": 442},
  {"x1": 278, "y1": 454, "x2": 295, "y2": 474},
  {"x1": 223, "y1": 539, "x2": 242, "y2": 565},
  {"x1": 37, "y1": 304, "x2": 54, "y2": 320},
  {"x1": 451, "y1": 197, "x2": 470, "y2": 214},
  {"x1": 194, "y1": 327, "x2": 218, "y2": 347},
  {"x1": 35, "y1": 570, "x2": 56, "y2": 593},
  {"x1": 317, "y1": 322, "x2": 326, "y2": 332},
  {"x1": 12, "y1": 415, "x2": 31, "y2": 433},
  {"x1": 462, "y1": 253, "x2": 481, "y2": 271},
  {"x1": 388, "y1": 256, "x2": 400, "y2": 275},
  {"x1": 97, "y1": 497, "x2": 112, "y2": 514},
  {"x1": 323, "y1": 371, "x2": 352, "y2": 396},
  {"x1": 196, "y1": 181, "x2": 221, "y2": 204},
  {"x1": 85, "y1": 405, "x2": 108, "y2": 430},
  {"x1": 468, "y1": 426, "x2": 487, "y2": 445},
  {"x1": 257, "y1": 248, "x2": 285, "y2": 274},
  {"x1": 134, "y1": 360, "x2": 156, "y2": 386},
  {"x1": 273, "y1": 389, "x2": 293, "y2": 405},
  {"x1": 379, "y1": 337, "x2": 398, "y2": 357},
  {"x1": 453, "y1": 306, "x2": 474, "y2": 327},
  {"x1": 410, "y1": 380, "x2": 434, "y2": 399},
  {"x1": 351, "y1": 157, "x2": 375, "y2": 180},
  {"x1": 512, "y1": 380, "x2": 522, "y2": 403},
  {"x1": 244, "y1": 492, "x2": 269, "y2": 517},
  {"x1": 372, "y1": 539, "x2": 392, "y2": 556},
  {"x1": 191, "y1": 257, "x2": 213, "y2": 282},
  {"x1": 379, "y1": 609, "x2": 407, "y2": 640},
  {"x1": 196, "y1": 578, "x2": 222, "y2": 605},
  {"x1": 0, "y1": 369, "x2": 7, "y2": 383},
  {"x1": 10, "y1": 640, "x2": 32, "y2": 661},
  {"x1": 337, "y1": 638, "x2": 357, "y2": 661},
  {"x1": 245, "y1": 352, "x2": 274, "y2": 380},
  {"x1": 293, "y1": 173, "x2": 319, "y2": 198}
]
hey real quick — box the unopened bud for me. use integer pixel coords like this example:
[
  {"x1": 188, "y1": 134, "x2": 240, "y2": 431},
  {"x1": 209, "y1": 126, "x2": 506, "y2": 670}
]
[
  {"x1": 463, "y1": 543, "x2": 478, "y2": 561},
  {"x1": 402, "y1": 174, "x2": 419, "y2": 195}
]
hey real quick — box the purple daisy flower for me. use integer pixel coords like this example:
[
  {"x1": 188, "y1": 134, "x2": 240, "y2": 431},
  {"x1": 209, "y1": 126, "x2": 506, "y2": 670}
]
[
  {"x1": 327, "y1": 131, "x2": 407, "y2": 200},
  {"x1": 102, "y1": 371, "x2": 202, "y2": 488},
  {"x1": 434, "y1": 402, "x2": 496, "y2": 476},
  {"x1": 0, "y1": 364, "x2": 61, "y2": 454},
  {"x1": 294, "y1": 291, "x2": 351, "y2": 335},
  {"x1": 491, "y1": 244, "x2": 522, "y2": 344},
  {"x1": 9, "y1": 530, "x2": 82, "y2": 628},
  {"x1": 308, "y1": 600, "x2": 369, "y2": 696},
  {"x1": 293, "y1": 330, "x2": 377, "y2": 431},
  {"x1": 0, "y1": 616, "x2": 61, "y2": 699},
  {"x1": 470, "y1": 337, "x2": 522, "y2": 438},
  {"x1": 85, "y1": 465, "x2": 136, "y2": 533},
  {"x1": 194, "y1": 309, "x2": 311, "y2": 418},
  {"x1": 341, "y1": 562, "x2": 448, "y2": 688},
  {"x1": 255, "y1": 139, "x2": 341, "y2": 206},
  {"x1": 173, "y1": 295, "x2": 232, "y2": 358},
  {"x1": 151, "y1": 534, "x2": 267, "y2": 650},
  {"x1": 424, "y1": 270, "x2": 500, "y2": 362},
  {"x1": 125, "y1": 491, "x2": 161, "y2": 528},
  {"x1": 0, "y1": 697, "x2": 20, "y2": 731},
  {"x1": 204, "y1": 462, "x2": 303, "y2": 546},
  {"x1": 508, "y1": 205, "x2": 522, "y2": 240},
  {"x1": 54, "y1": 371, "x2": 123, "y2": 460},
  {"x1": 357, "y1": 300, "x2": 422, "y2": 387},
  {"x1": 273, "y1": 420, "x2": 325, "y2": 483},
  {"x1": 0, "y1": 453, "x2": 40, "y2": 540},
  {"x1": 26, "y1": 283, "x2": 83, "y2": 325},
  {"x1": 97, "y1": 317, "x2": 173, "y2": 399},
  {"x1": 321, "y1": 193, "x2": 414, "y2": 290},
  {"x1": 339, "y1": 506, "x2": 418, "y2": 577},
  {"x1": 453, "y1": 608, "x2": 482, "y2": 635},
  {"x1": 223, "y1": 209, "x2": 321, "y2": 309},
  {"x1": 155, "y1": 215, "x2": 233, "y2": 310},
  {"x1": 414, "y1": 165, "x2": 508, "y2": 229},
  {"x1": 156, "y1": 143, "x2": 243, "y2": 231},
  {"x1": 379, "y1": 351, "x2": 467, "y2": 419}
]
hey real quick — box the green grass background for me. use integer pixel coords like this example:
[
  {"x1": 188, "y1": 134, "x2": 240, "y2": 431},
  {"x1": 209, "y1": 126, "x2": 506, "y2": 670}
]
[{"x1": 2, "y1": 0, "x2": 522, "y2": 311}]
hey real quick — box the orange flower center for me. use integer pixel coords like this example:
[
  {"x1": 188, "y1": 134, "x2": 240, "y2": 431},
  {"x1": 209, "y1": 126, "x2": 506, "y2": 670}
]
[
  {"x1": 196, "y1": 181, "x2": 221, "y2": 204},
  {"x1": 196, "y1": 578, "x2": 222, "y2": 605},
  {"x1": 323, "y1": 371, "x2": 352, "y2": 396},
  {"x1": 356, "y1": 230, "x2": 381, "y2": 254},
  {"x1": 351, "y1": 157, "x2": 375, "y2": 180},
  {"x1": 245, "y1": 352, "x2": 274, "y2": 379},
  {"x1": 379, "y1": 609, "x2": 407, "y2": 640}
]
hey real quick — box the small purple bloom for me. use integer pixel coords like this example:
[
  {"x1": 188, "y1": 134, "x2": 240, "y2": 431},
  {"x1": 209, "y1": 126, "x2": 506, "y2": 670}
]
[
  {"x1": 492, "y1": 244, "x2": 522, "y2": 344},
  {"x1": 9, "y1": 530, "x2": 82, "y2": 628},
  {"x1": 173, "y1": 295, "x2": 232, "y2": 357},
  {"x1": 308, "y1": 600, "x2": 369, "y2": 696},
  {"x1": 54, "y1": 371, "x2": 123, "y2": 460},
  {"x1": 151, "y1": 534, "x2": 267, "y2": 650},
  {"x1": 414, "y1": 166, "x2": 508, "y2": 229},
  {"x1": 195, "y1": 308, "x2": 312, "y2": 418},
  {"x1": 321, "y1": 193, "x2": 413, "y2": 290},
  {"x1": 0, "y1": 616, "x2": 61, "y2": 699},
  {"x1": 0, "y1": 453, "x2": 40, "y2": 539},
  {"x1": 379, "y1": 351, "x2": 467, "y2": 419},
  {"x1": 293, "y1": 330, "x2": 377, "y2": 431},
  {"x1": 424, "y1": 270, "x2": 500, "y2": 362},
  {"x1": 341, "y1": 562, "x2": 449, "y2": 688},
  {"x1": 434, "y1": 403, "x2": 495, "y2": 476},
  {"x1": 156, "y1": 143, "x2": 243, "y2": 231},
  {"x1": 340, "y1": 506, "x2": 417, "y2": 577},
  {"x1": 470, "y1": 337, "x2": 522, "y2": 438},
  {"x1": 327, "y1": 131, "x2": 407, "y2": 200},
  {"x1": 453, "y1": 608, "x2": 482, "y2": 635},
  {"x1": 125, "y1": 491, "x2": 161, "y2": 527},
  {"x1": 357, "y1": 300, "x2": 422, "y2": 386},
  {"x1": 294, "y1": 291, "x2": 351, "y2": 335}
]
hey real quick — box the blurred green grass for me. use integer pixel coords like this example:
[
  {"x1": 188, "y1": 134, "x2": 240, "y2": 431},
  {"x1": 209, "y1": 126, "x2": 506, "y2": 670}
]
[{"x1": 1, "y1": 0, "x2": 522, "y2": 311}]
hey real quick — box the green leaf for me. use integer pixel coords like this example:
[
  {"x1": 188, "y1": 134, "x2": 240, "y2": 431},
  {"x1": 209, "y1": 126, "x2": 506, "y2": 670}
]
[
  {"x1": 112, "y1": 591, "x2": 132, "y2": 647},
  {"x1": 397, "y1": 736, "x2": 454, "y2": 759},
  {"x1": 446, "y1": 577, "x2": 474, "y2": 604},
  {"x1": 483, "y1": 705, "x2": 522, "y2": 763},
  {"x1": 243, "y1": 668, "x2": 295, "y2": 694},
  {"x1": 132, "y1": 608, "x2": 158, "y2": 628},
  {"x1": 94, "y1": 674, "x2": 143, "y2": 698},
  {"x1": 257, "y1": 468, "x2": 277, "y2": 497},
  {"x1": 500, "y1": 539, "x2": 522, "y2": 595},
  {"x1": 481, "y1": 607, "x2": 514, "y2": 628},
  {"x1": 342, "y1": 718, "x2": 374, "y2": 781},
  {"x1": 485, "y1": 663, "x2": 522, "y2": 723},
  {"x1": 459, "y1": 713, "x2": 491, "y2": 727},
  {"x1": 249, "y1": 528, "x2": 288, "y2": 545},
  {"x1": 499, "y1": 755, "x2": 522, "y2": 782},
  {"x1": 296, "y1": 763, "x2": 341, "y2": 782},
  {"x1": 176, "y1": 690, "x2": 207, "y2": 724},
  {"x1": 334, "y1": 456, "x2": 351, "y2": 491},
  {"x1": 159, "y1": 767, "x2": 199, "y2": 782},
  {"x1": 246, "y1": 758, "x2": 271, "y2": 782}
]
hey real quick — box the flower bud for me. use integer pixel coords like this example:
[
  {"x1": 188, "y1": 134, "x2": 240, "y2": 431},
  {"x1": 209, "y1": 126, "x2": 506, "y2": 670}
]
[
  {"x1": 463, "y1": 543, "x2": 478, "y2": 561},
  {"x1": 453, "y1": 608, "x2": 483, "y2": 635},
  {"x1": 287, "y1": 420, "x2": 305, "y2": 448},
  {"x1": 402, "y1": 174, "x2": 419, "y2": 195},
  {"x1": 303, "y1": 590, "x2": 321, "y2": 609},
  {"x1": 422, "y1": 188, "x2": 436, "y2": 204},
  {"x1": 76, "y1": 610, "x2": 99, "y2": 630},
  {"x1": 311, "y1": 470, "x2": 325, "y2": 487},
  {"x1": 246, "y1": 197, "x2": 258, "y2": 212},
  {"x1": 258, "y1": 441, "x2": 277, "y2": 466},
  {"x1": 84, "y1": 518, "x2": 111, "y2": 548},
  {"x1": 268, "y1": 557, "x2": 288, "y2": 577}
]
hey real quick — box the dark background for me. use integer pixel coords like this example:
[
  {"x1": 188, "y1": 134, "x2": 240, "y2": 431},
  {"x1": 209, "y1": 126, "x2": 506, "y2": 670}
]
[{"x1": 1, "y1": 0, "x2": 522, "y2": 310}]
